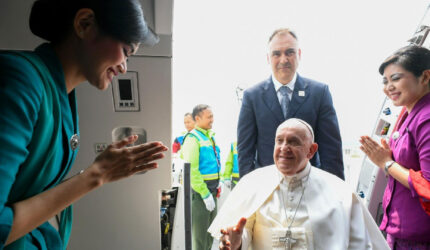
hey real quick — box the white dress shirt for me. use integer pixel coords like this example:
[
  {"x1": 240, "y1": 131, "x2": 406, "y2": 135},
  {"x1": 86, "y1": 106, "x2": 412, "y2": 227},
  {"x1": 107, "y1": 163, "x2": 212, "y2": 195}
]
[{"x1": 272, "y1": 73, "x2": 296, "y2": 105}]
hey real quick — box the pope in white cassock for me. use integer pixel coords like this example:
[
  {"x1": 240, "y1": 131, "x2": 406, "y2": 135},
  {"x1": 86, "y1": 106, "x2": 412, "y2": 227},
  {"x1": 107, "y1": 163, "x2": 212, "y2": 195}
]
[{"x1": 208, "y1": 118, "x2": 390, "y2": 250}]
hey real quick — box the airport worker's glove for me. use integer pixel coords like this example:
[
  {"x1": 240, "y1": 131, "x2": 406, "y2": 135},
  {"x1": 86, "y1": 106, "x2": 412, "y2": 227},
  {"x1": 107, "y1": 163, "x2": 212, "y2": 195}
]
[
  {"x1": 224, "y1": 179, "x2": 232, "y2": 190},
  {"x1": 203, "y1": 194, "x2": 216, "y2": 212}
]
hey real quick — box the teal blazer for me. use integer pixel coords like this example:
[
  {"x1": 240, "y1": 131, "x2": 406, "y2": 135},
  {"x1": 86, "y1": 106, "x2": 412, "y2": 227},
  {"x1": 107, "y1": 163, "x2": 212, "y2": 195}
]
[{"x1": 0, "y1": 44, "x2": 79, "y2": 250}]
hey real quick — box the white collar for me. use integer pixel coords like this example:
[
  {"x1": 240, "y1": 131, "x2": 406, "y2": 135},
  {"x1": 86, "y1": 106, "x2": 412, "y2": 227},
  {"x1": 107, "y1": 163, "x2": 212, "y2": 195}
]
[
  {"x1": 272, "y1": 73, "x2": 297, "y2": 93},
  {"x1": 277, "y1": 162, "x2": 311, "y2": 184}
]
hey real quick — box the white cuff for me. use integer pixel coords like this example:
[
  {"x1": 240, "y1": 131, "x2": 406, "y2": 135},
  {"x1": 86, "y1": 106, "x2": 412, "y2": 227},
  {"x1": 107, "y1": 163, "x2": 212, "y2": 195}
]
[{"x1": 241, "y1": 228, "x2": 251, "y2": 250}]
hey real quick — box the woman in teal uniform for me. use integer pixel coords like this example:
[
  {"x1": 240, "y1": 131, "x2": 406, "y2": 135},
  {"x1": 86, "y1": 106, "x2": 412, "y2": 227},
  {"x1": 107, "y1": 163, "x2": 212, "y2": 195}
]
[{"x1": 0, "y1": 0, "x2": 168, "y2": 249}]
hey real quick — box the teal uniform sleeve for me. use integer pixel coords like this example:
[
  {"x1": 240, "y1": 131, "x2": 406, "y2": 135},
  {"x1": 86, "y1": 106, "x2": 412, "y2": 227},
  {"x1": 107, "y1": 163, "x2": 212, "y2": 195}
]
[{"x1": 0, "y1": 53, "x2": 44, "y2": 247}]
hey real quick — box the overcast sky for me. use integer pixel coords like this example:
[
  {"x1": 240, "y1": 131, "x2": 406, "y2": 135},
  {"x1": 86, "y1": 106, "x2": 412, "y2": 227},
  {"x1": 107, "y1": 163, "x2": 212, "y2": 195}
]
[{"x1": 172, "y1": 0, "x2": 430, "y2": 165}]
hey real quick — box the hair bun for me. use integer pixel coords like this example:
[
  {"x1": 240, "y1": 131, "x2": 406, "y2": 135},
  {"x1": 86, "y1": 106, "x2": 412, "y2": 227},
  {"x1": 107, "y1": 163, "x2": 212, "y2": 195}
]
[{"x1": 29, "y1": 0, "x2": 69, "y2": 42}]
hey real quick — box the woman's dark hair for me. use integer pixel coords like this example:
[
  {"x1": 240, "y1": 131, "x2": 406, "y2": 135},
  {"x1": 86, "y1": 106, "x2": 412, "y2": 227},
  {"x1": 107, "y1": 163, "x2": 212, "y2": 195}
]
[
  {"x1": 29, "y1": 0, "x2": 158, "y2": 46},
  {"x1": 379, "y1": 45, "x2": 430, "y2": 79}
]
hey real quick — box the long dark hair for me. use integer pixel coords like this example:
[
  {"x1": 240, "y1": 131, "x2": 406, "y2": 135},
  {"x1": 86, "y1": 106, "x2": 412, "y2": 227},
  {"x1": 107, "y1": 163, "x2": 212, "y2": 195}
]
[{"x1": 29, "y1": 0, "x2": 159, "y2": 46}]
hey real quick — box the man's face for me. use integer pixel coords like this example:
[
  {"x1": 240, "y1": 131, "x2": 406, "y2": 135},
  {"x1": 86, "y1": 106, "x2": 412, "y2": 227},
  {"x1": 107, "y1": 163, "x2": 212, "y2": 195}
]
[
  {"x1": 273, "y1": 126, "x2": 317, "y2": 176},
  {"x1": 195, "y1": 108, "x2": 213, "y2": 130},
  {"x1": 267, "y1": 33, "x2": 301, "y2": 84},
  {"x1": 184, "y1": 115, "x2": 195, "y2": 132}
]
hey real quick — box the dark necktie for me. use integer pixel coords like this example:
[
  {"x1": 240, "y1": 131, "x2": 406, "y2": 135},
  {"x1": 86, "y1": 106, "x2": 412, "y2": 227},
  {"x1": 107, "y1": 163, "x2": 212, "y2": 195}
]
[{"x1": 279, "y1": 86, "x2": 291, "y2": 118}]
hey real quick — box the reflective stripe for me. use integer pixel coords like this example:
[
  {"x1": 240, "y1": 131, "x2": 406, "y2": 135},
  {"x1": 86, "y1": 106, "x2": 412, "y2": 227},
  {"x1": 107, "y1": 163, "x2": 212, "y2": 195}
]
[
  {"x1": 199, "y1": 140, "x2": 213, "y2": 147},
  {"x1": 202, "y1": 173, "x2": 220, "y2": 180},
  {"x1": 232, "y1": 142, "x2": 239, "y2": 175}
]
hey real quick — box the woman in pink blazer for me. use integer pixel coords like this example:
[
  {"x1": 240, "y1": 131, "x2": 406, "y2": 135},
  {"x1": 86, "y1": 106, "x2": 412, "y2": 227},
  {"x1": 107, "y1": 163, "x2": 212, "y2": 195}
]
[{"x1": 360, "y1": 45, "x2": 430, "y2": 249}]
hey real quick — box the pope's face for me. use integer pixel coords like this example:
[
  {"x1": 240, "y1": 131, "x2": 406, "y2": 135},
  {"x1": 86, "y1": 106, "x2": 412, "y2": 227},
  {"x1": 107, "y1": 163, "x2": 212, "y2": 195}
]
[{"x1": 273, "y1": 126, "x2": 317, "y2": 176}]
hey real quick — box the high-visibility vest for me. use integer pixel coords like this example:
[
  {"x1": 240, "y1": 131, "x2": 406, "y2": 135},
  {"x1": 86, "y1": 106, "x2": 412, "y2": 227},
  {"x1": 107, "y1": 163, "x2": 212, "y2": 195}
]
[
  {"x1": 189, "y1": 129, "x2": 220, "y2": 181},
  {"x1": 231, "y1": 142, "x2": 240, "y2": 183}
]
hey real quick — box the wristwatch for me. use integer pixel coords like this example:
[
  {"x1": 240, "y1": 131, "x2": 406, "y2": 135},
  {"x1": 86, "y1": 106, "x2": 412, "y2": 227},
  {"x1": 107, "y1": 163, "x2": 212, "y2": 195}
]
[{"x1": 384, "y1": 160, "x2": 395, "y2": 175}]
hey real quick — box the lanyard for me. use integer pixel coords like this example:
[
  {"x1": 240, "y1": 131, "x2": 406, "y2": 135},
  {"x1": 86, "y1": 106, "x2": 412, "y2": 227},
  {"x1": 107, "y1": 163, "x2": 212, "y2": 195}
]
[{"x1": 210, "y1": 138, "x2": 221, "y2": 168}]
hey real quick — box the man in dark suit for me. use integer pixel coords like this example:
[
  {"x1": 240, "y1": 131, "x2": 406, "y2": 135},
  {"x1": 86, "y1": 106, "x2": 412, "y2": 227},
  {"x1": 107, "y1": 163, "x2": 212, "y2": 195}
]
[{"x1": 237, "y1": 28, "x2": 344, "y2": 179}]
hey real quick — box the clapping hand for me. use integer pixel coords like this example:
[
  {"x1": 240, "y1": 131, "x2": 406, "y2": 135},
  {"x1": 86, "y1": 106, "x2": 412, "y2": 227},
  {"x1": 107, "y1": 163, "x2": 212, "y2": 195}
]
[
  {"x1": 219, "y1": 217, "x2": 247, "y2": 250},
  {"x1": 359, "y1": 135, "x2": 393, "y2": 168},
  {"x1": 91, "y1": 135, "x2": 168, "y2": 185}
]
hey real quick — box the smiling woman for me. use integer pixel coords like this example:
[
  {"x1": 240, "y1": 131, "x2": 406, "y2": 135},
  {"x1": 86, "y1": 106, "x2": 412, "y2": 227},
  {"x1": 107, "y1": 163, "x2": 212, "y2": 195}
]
[
  {"x1": 380, "y1": 46, "x2": 430, "y2": 112},
  {"x1": 0, "y1": 0, "x2": 168, "y2": 249},
  {"x1": 360, "y1": 45, "x2": 430, "y2": 249},
  {"x1": 29, "y1": 0, "x2": 158, "y2": 92}
]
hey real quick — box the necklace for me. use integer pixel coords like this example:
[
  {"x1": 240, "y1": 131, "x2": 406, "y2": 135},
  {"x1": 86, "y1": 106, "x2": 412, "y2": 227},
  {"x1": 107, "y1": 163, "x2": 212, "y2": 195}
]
[{"x1": 277, "y1": 167, "x2": 311, "y2": 250}]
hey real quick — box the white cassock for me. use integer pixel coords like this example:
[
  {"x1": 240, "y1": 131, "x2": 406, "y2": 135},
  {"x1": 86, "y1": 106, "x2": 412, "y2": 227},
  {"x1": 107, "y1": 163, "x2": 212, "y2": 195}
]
[{"x1": 208, "y1": 163, "x2": 390, "y2": 250}]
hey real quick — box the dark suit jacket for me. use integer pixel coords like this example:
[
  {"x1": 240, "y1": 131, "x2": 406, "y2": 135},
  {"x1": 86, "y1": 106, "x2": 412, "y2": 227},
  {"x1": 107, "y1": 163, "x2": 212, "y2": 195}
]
[{"x1": 237, "y1": 74, "x2": 344, "y2": 179}]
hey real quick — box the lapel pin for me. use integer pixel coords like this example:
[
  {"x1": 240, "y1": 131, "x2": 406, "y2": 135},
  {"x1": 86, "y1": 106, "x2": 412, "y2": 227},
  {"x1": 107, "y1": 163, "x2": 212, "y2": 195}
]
[
  {"x1": 298, "y1": 91, "x2": 305, "y2": 97},
  {"x1": 392, "y1": 131, "x2": 400, "y2": 140},
  {"x1": 70, "y1": 134, "x2": 80, "y2": 151}
]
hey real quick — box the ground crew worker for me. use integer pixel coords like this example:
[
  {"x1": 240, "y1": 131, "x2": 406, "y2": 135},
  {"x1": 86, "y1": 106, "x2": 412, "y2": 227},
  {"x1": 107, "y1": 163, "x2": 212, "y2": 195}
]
[
  {"x1": 181, "y1": 104, "x2": 221, "y2": 250},
  {"x1": 223, "y1": 141, "x2": 240, "y2": 189}
]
